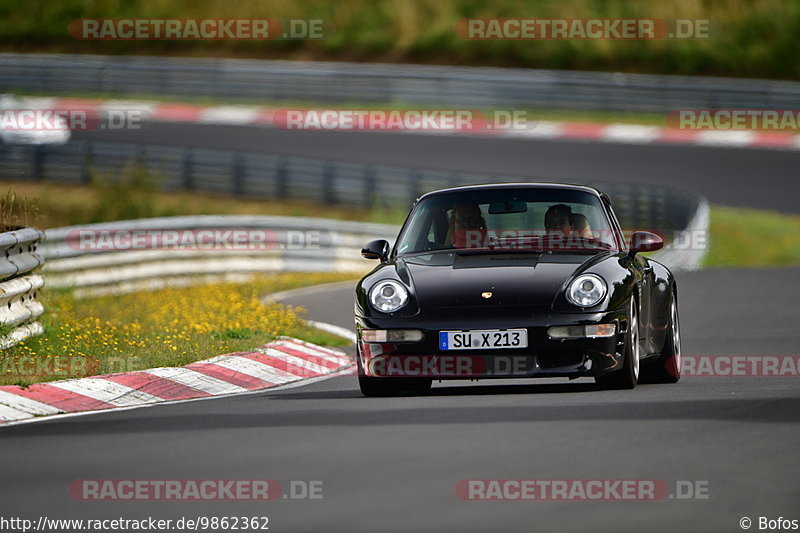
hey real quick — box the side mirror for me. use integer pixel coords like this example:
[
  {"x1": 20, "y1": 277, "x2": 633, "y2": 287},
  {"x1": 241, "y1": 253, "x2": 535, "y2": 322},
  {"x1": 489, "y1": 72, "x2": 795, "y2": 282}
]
[
  {"x1": 362, "y1": 239, "x2": 389, "y2": 261},
  {"x1": 629, "y1": 231, "x2": 664, "y2": 255}
]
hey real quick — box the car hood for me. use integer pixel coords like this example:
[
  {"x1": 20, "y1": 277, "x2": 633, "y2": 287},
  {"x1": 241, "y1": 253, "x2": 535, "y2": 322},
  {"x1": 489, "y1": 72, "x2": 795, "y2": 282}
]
[{"x1": 399, "y1": 251, "x2": 608, "y2": 309}]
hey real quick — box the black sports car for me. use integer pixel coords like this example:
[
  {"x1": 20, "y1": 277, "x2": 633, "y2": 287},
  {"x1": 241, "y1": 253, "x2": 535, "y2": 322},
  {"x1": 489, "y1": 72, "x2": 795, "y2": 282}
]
[{"x1": 354, "y1": 183, "x2": 681, "y2": 396}]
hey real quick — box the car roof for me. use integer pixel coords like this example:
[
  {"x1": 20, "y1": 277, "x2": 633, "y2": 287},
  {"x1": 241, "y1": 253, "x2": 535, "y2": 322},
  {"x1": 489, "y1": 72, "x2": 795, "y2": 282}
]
[{"x1": 417, "y1": 182, "x2": 605, "y2": 201}]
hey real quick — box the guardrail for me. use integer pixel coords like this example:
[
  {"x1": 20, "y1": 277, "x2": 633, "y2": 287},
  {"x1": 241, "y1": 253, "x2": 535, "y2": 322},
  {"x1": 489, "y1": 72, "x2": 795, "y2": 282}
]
[
  {"x1": 1, "y1": 140, "x2": 699, "y2": 236},
  {"x1": 40, "y1": 216, "x2": 397, "y2": 297},
  {"x1": 0, "y1": 227, "x2": 45, "y2": 348},
  {"x1": 0, "y1": 53, "x2": 797, "y2": 112}
]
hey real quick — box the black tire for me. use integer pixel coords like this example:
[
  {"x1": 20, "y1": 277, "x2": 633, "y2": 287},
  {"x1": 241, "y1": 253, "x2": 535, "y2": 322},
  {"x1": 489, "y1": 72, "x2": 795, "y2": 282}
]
[
  {"x1": 403, "y1": 378, "x2": 433, "y2": 393},
  {"x1": 358, "y1": 375, "x2": 404, "y2": 397},
  {"x1": 358, "y1": 375, "x2": 432, "y2": 396},
  {"x1": 596, "y1": 299, "x2": 639, "y2": 390},
  {"x1": 641, "y1": 293, "x2": 681, "y2": 384}
]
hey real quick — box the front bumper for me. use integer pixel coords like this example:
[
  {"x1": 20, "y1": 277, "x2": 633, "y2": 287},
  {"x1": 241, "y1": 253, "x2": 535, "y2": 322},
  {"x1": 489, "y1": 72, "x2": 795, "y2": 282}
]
[{"x1": 355, "y1": 309, "x2": 629, "y2": 379}]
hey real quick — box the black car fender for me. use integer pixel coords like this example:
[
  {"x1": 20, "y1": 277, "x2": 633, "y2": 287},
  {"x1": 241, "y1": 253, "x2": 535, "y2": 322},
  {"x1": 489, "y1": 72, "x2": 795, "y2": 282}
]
[{"x1": 551, "y1": 253, "x2": 636, "y2": 315}]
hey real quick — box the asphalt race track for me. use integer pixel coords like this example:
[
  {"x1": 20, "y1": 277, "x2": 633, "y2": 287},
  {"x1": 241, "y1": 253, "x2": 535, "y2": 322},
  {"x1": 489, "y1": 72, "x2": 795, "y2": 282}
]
[
  {"x1": 74, "y1": 123, "x2": 800, "y2": 213},
  {"x1": 1, "y1": 268, "x2": 799, "y2": 532},
  {"x1": 2, "y1": 127, "x2": 798, "y2": 532}
]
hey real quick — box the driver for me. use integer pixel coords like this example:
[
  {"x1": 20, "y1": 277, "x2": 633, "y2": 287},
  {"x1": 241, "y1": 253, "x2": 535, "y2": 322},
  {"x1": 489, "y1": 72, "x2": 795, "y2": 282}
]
[{"x1": 446, "y1": 203, "x2": 486, "y2": 248}]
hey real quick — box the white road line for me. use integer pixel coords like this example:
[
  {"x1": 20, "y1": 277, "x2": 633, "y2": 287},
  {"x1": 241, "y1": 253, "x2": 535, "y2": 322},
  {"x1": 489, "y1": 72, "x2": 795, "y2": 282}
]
[
  {"x1": 304, "y1": 320, "x2": 357, "y2": 343},
  {"x1": 48, "y1": 378, "x2": 163, "y2": 407},
  {"x1": 144, "y1": 367, "x2": 249, "y2": 395},
  {"x1": 0, "y1": 390, "x2": 62, "y2": 416}
]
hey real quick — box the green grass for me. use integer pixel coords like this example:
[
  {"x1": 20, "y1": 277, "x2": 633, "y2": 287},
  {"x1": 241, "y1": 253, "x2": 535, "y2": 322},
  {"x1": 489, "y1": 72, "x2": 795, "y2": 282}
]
[
  {"x1": 704, "y1": 206, "x2": 800, "y2": 267},
  {"x1": 0, "y1": 0, "x2": 797, "y2": 80},
  {"x1": 1, "y1": 176, "x2": 410, "y2": 229},
  {"x1": 1, "y1": 272, "x2": 356, "y2": 386}
]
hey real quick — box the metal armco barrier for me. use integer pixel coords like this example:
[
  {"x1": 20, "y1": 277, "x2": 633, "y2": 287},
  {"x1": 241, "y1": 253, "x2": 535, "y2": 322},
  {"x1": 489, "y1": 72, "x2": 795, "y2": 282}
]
[
  {"x1": 0, "y1": 53, "x2": 796, "y2": 112},
  {"x1": 40, "y1": 216, "x2": 397, "y2": 297},
  {"x1": 0, "y1": 140, "x2": 700, "y2": 237},
  {"x1": 0, "y1": 227, "x2": 45, "y2": 349}
]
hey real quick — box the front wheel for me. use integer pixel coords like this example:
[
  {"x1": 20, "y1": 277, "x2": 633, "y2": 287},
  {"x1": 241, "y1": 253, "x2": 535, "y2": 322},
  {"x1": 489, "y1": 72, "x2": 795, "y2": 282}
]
[
  {"x1": 596, "y1": 299, "x2": 639, "y2": 390},
  {"x1": 641, "y1": 293, "x2": 681, "y2": 384}
]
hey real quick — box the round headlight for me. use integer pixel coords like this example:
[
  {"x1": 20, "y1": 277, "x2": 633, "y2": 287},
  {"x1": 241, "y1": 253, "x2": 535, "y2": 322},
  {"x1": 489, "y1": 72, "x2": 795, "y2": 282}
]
[
  {"x1": 567, "y1": 274, "x2": 607, "y2": 307},
  {"x1": 369, "y1": 280, "x2": 409, "y2": 313}
]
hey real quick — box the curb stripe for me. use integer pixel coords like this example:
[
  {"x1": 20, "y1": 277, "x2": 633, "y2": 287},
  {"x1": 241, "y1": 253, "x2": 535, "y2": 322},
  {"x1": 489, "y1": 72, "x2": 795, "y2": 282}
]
[
  {"x1": 250, "y1": 355, "x2": 322, "y2": 379},
  {"x1": 198, "y1": 106, "x2": 260, "y2": 125},
  {"x1": 0, "y1": 390, "x2": 61, "y2": 415},
  {"x1": 751, "y1": 134, "x2": 796, "y2": 147},
  {"x1": 603, "y1": 124, "x2": 661, "y2": 143},
  {"x1": 151, "y1": 103, "x2": 204, "y2": 122},
  {"x1": 0, "y1": 389, "x2": 63, "y2": 416},
  {"x1": 256, "y1": 349, "x2": 329, "y2": 377},
  {"x1": 656, "y1": 129, "x2": 700, "y2": 143},
  {"x1": 276, "y1": 337, "x2": 349, "y2": 357},
  {"x1": 560, "y1": 123, "x2": 608, "y2": 139},
  {"x1": 0, "y1": 338, "x2": 351, "y2": 426},
  {"x1": 271, "y1": 339, "x2": 351, "y2": 365},
  {"x1": 0, "y1": 403, "x2": 34, "y2": 422},
  {"x1": 101, "y1": 372, "x2": 213, "y2": 401},
  {"x1": 266, "y1": 345, "x2": 343, "y2": 370},
  {"x1": 143, "y1": 367, "x2": 250, "y2": 395},
  {"x1": 205, "y1": 354, "x2": 300, "y2": 384},
  {"x1": 185, "y1": 362, "x2": 275, "y2": 390},
  {"x1": 38, "y1": 96, "x2": 800, "y2": 151},
  {"x1": 3, "y1": 383, "x2": 116, "y2": 412},
  {"x1": 696, "y1": 130, "x2": 755, "y2": 146},
  {"x1": 47, "y1": 378, "x2": 163, "y2": 407}
]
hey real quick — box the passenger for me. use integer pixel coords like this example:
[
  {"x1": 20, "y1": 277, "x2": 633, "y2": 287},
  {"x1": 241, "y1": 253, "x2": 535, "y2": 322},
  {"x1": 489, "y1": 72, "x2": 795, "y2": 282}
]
[{"x1": 569, "y1": 213, "x2": 593, "y2": 239}]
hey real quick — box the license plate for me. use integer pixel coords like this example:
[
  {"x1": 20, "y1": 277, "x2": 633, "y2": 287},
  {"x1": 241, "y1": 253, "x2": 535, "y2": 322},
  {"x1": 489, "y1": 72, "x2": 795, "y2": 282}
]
[{"x1": 439, "y1": 329, "x2": 528, "y2": 350}]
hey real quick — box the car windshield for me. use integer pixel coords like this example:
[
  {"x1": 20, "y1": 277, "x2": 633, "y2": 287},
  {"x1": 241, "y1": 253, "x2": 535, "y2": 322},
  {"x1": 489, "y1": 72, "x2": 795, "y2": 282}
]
[{"x1": 394, "y1": 187, "x2": 620, "y2": 255}]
